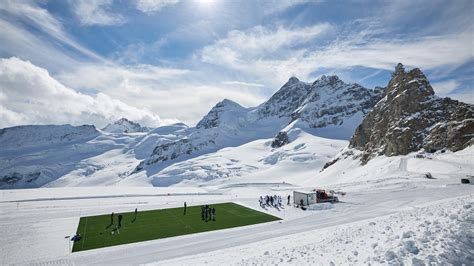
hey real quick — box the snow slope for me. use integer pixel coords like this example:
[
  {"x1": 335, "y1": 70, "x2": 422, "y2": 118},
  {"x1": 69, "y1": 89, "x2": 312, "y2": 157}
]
[
  {"x1": 1, "y1": 174, "x2": 472, "y2": 264},
  {"x1": 311, "y1": 146, "x2": 474, "y2": 188},
  {"x1": 127, "y1": 128, "x2": 347, "y2": 187}
]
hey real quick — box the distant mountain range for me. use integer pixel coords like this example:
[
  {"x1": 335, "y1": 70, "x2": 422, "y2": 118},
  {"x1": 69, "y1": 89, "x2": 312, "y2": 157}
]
[{"x1": 1, "y1": 63, "x2": 472, "y2": 188}]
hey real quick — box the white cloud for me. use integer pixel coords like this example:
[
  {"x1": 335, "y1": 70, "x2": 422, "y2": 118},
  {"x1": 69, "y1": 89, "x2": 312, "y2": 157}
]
[
  {"x1": 431, "y1": 80, "x2": 460, "y2": 95},
  {"x1": 70, "y1": 0, "x2": 126, "y2": 26},
  {"x1": 135, "y1": 0, "x2": 179, "y2": 14},
  {"x1": 55, "y1": 63, "x2": 266, "y2": 125},
  {"x1": 201, "y1": 24, "x2": 331, "y2": 61},
  {"x1": 306, "y1": 31, "x2": 473, "y2": 71},
  {"x1": 57, "y1": 63, "x2": 190, "y2": 92},
  {"x1": 222, "y1": 81, "x2": 264, "y2": 88},
  {"x1": 199, "y1": 24, "x2": 332, "y2": 86},
  {"x1": 445, "y1": 89, "x2": 474, "y2": 104},
  {"x1": 0, "y1": 57, "x2": 175, "y2": 128}
]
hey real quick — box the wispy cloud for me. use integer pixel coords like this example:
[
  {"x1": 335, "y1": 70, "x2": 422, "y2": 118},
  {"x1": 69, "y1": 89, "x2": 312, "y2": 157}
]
[
  {"x1": 199, "y1": 23, "x2": 332, "y2": 86},
  {"x1": 431, "y1": 80, "x2": 460, "y2": 96},
  {"x1": 135, "y1": 0, "x2": 180, "y2": 14},
  {"x1": 198, "y1": 1, "x2": 473, "y2": 89},
  {"x1": 69, "y1": 0, "x2": 126, "y2": 26},
  {"x1": 222, "y1": 81, "x2": 265, "y2": 88},
  {"x1": 0, "y1": 0, "x2": 104, "y2": 62}
]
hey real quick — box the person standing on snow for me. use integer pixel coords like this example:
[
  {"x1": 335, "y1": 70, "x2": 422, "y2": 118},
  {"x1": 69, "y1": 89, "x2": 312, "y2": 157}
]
[{"x1": 118, "y1": 214, "x2": 123, "y2": 228}]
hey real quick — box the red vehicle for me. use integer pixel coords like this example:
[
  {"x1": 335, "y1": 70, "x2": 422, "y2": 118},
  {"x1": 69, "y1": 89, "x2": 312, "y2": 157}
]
[{"x1": 313, "y1": 189, "x2": 339, "y2": 203}]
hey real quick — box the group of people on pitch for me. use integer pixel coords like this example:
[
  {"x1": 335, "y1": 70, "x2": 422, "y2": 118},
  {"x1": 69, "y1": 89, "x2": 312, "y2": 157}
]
[
  {"x1": 201, "y1": 205, "x2": 216, "y2": 222},
  {"x1": 259, "y1": 194, "x2": 290, "y2": 208}
]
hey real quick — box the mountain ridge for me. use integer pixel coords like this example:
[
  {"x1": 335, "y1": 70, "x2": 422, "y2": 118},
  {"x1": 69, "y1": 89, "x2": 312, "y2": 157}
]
[{"x1": 135, "y1": 74, "x2": 382, "y2": 172}]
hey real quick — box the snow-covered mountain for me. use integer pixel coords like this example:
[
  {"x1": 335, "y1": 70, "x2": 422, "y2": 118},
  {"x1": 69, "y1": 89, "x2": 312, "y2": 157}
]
[
  {"x1": 102, "y1": 118, "x2": 152, "y2": 133},
  {"x1": 0, "y1": 122, "x2": 189, "y2": 189},
  {"x1": 135, "y1": 75, "x2": 382, "y2": 172},
  {"x1": 1, "y1": 65, "x2": 472, "y2": 189},
  {"x1": 0, "y1": 124, "x2": 102, "y2": 188},
  {"x1": 257, "y1": 75, "x2": 383, "y2": 133}
]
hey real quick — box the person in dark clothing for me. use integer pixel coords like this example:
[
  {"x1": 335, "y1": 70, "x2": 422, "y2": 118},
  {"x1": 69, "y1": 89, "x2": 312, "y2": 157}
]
[
  {"x1": 184, "y1": 202, "x2": 187, "y2": 215},
  {"x1": 132, "y1": 208, "x2": 138, "y2": 223},
  {"x1": 207, "y1": 207, "x2": 212, "y2": 221},
  {"x1": 201, "y1": 206, "x2": 205, "y2": 220},
  {"x1": 110, "y1": 212, "x2": 114, "y2": 225},
  {"x1": 287, "y1": 195, "x2": 291, "y2": 205},
  {"x1": 118, "y1": 214, "x2": 123, "y2": 227},
  {"x1": 212, "y1": 208, "x2": 216, "y2": 221}
]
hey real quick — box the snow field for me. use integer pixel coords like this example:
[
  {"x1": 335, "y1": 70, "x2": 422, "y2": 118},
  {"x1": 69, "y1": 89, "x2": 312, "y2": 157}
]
[
  {"x1": 159, "y1": 195, "x2": 474, "y2": 265},
  {"x1": 1, "y1": 177, "x2": 472, "y2": 264}
]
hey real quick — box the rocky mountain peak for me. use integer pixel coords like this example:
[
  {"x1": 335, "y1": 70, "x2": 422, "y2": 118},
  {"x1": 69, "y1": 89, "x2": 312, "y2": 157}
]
[
  {"x1": 112, "y1": 117, "x2": 135, "y2": 125},
  {"x1": 102, "y1": 118, "x2": 150, "y2": 133},
  {"x1": 215, "y1": 98, "x2": 241, "y2": 108},
  {"x1": 288, "y1": 76, "x2": 300, "y2": 84},
  {"x1": 386, "y1": 64, "x2": 434, "y2": 102},
  {"x1": 312, "y1": 75, "x2": 343, "y2": 88},
  {"x1": 349, "y1": 63, "x2": 473, "y2": 164}
]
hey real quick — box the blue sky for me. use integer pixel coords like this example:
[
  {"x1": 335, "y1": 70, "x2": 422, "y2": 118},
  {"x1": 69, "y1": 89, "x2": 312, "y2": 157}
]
[{"x1": 0, "y1": 0, "x2": 472, "y2": 128}]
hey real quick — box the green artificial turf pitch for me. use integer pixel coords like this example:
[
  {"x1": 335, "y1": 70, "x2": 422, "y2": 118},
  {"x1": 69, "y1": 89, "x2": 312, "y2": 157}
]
[{"x1": 72, "y1": 202, "x2": 280, "y2": 252}]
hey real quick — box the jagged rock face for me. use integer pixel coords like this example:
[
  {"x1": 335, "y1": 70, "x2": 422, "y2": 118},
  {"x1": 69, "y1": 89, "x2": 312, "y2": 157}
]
[
  {"x1": 257, "y1": 77, "x2": 312, "y2": 119},
  {"x1": 271, "y1": 131, "x2": 289, "y2": 148},
  {"x1": 295, "y1": 76, "x2": 383, "y2": 128},
  {"x1": 350, "y1": 63, "x2": 474, "y2": 163},
  {"x1": 0, "y1": 172, "x2": 41, "y2": 186}
]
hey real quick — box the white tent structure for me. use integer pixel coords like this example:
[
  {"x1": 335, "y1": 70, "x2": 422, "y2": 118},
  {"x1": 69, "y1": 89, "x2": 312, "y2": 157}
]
[
  {"x1": 293, "y1": 191, "x2": 317, "y2": 206},
  {"x1": 293, "y1": 189, "x2": 340, "y2": 206}
]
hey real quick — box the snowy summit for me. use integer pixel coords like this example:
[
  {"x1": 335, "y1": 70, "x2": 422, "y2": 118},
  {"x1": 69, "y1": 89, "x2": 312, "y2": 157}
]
[{"x1": 102, "y1": 118, "x2": 152, "y2": 133}]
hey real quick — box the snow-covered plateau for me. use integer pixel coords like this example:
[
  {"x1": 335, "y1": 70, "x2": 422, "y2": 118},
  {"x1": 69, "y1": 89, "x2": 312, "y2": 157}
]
[{"x1": 1, "y1": 169, "x2": 472, "y2": 264}]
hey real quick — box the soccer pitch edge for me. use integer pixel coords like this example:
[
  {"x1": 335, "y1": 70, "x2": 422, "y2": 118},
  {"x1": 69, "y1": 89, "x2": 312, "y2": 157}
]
[{"x1": 72, "y1": 202, "x2": 280, "y2": 252}]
